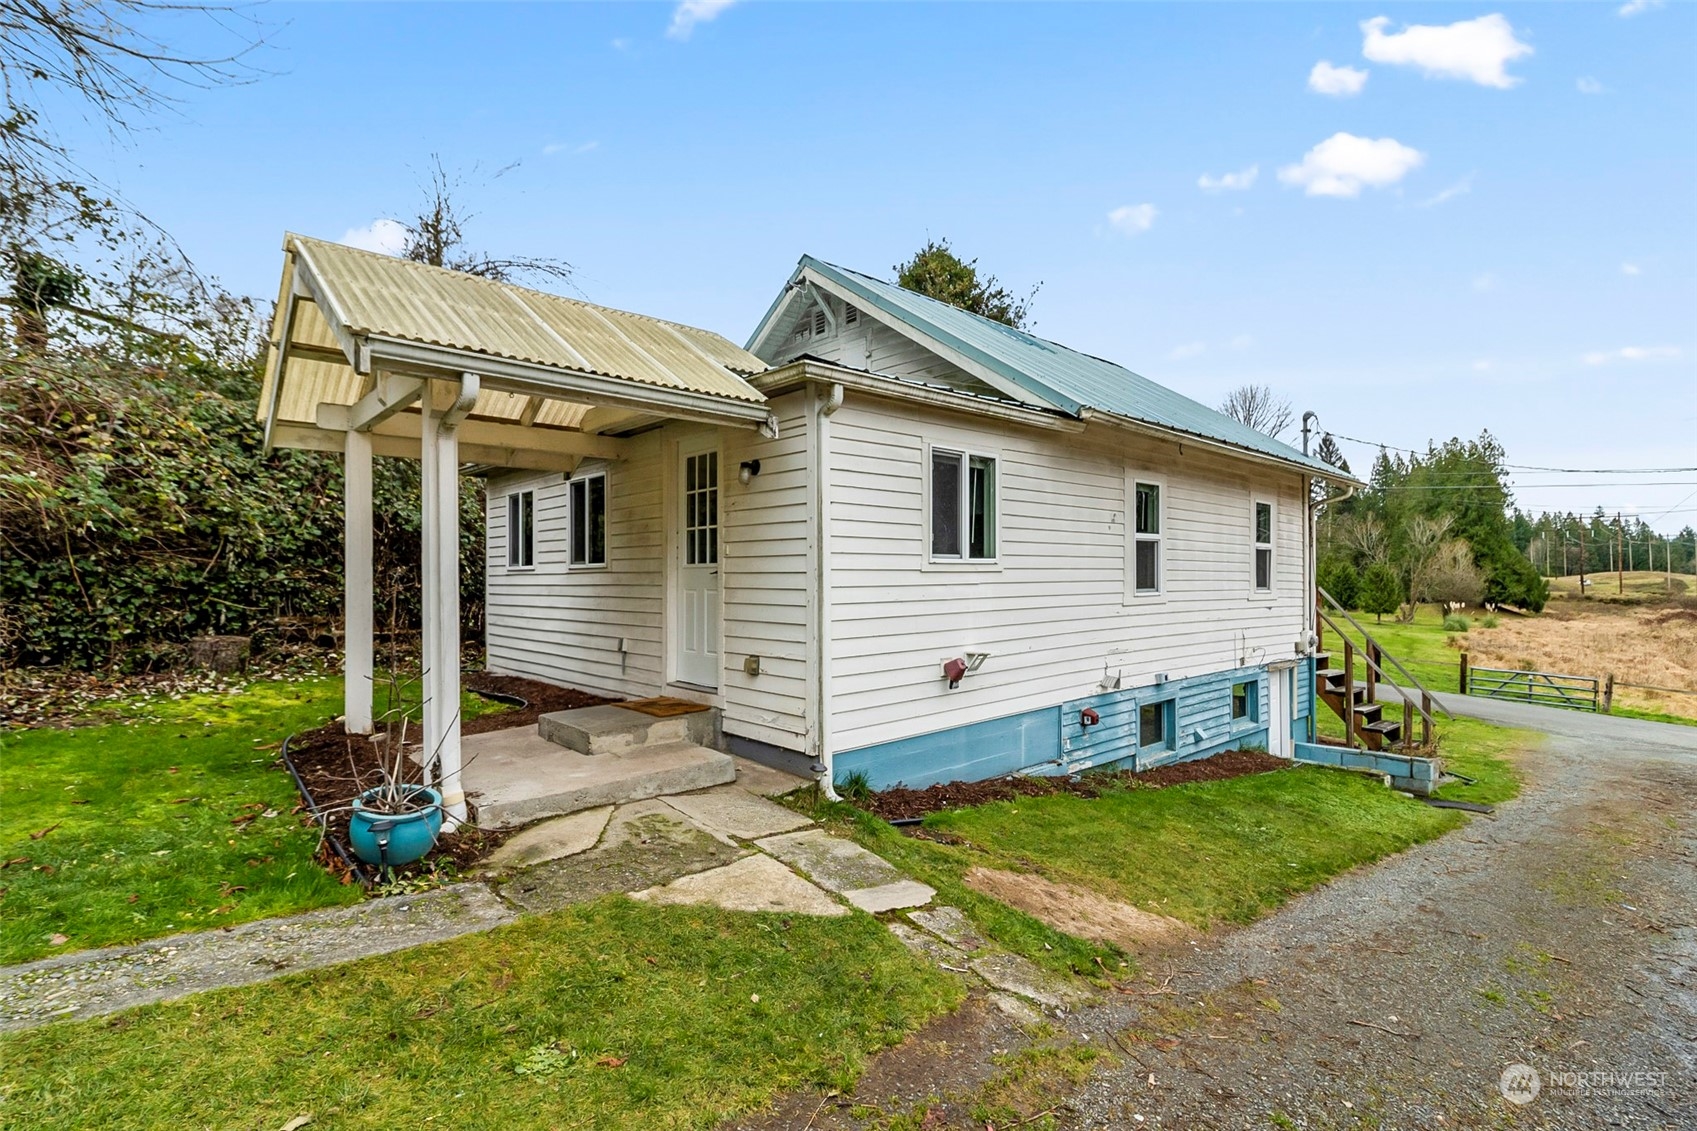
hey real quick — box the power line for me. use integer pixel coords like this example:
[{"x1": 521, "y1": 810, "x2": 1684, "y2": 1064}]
[{"x1": 1323, "y1": 430, "x2": 1697, "y2": 475}]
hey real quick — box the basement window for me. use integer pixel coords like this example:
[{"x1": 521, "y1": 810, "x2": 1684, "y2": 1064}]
[
  {"x1": 506, "y1": 490, "x2": 535, "y2": 569},
  {"x1": 1139, "y1": 699, "x2": 1173, "y2": 753},
  {"x1": 1253, "y1": 500, "x2": 1273, "y2": 591},
  {"x1": 930, "y1": 447, "x2": 997, "y2": 561},
  {"x1": 570, "y1": 473, "x2": 607, "y2": 566},
  {"x1": 1231, "y1": 680, "x2": 1258, "y2": 723}
]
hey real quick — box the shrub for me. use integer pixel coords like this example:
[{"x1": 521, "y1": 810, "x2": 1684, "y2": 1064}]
[
  {"x1": 1442, "y1": 614, "x2": 1470, "y2": 632},
  {"x1": 1481, "y1": 613, "x2": 1501, "y2": 628}
]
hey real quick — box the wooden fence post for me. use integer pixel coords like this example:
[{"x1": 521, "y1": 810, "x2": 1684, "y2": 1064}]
[
  {"x1": 1459, "y1": 652, "x2": 1469, "y2": 696},
  {"x1": 1602, "y1": 674, "x2": 1614, "y2": 714}
]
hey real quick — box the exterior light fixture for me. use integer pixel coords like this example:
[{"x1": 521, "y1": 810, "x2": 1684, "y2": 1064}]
[{"x1": 738, "y1": 459, "x2": 761, "y2": 485}]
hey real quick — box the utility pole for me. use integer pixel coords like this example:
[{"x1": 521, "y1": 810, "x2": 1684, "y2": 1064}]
[
  {"x1": 1578, "y1": 524, "x2": 1587, "y2": 597},
  {"x1": 1616, "y1": 513, "x2": 1625, "y2": 595}
]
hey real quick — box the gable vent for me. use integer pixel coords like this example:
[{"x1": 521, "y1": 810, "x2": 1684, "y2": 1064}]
[
  {"x1": 844, "y1": 303, "x2": 859, "y2": 326},
  {"x1": 813, "y1": 309, "x2": 828, "y2": 336}
]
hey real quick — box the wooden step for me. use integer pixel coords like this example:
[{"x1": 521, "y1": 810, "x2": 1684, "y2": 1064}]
[{"x1": 1353, "y1": 702, "x2": 1383, "y2": 723}]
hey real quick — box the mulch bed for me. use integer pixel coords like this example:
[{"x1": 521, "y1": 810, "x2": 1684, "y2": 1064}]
[
  {"x1": 282, "y1": 674, "x2": 612, "y2": 881},
  {"x1": 862, "y1": 749, "x2": 1290, "y2": 822}
]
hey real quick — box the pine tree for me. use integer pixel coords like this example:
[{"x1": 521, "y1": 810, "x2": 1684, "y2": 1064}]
[{"x1": 1359, "y1": 562, "x2": 1403, "y2": 623}]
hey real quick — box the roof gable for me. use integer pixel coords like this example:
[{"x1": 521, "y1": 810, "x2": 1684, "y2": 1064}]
[{"x1": 756, "y1": 255, "x2": 1337, "y2": 477}]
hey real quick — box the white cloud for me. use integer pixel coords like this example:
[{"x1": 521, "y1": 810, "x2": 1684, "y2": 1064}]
[
  {"x1": 1576, "y1": 76, "x2": 1605, "y2": 95},
  {"x1": 1621, "y1": 262, "x2": 1641, "y2": 276},
  {"x1": 611, "y1": 37, "x2": 632, "y2": 51},
  {"x1": 1308, "y1": 61, "x2": 1369, "y2": 96},
  {"x1": 340, "y1": 218, "x2": 408, "y2": 257},
  {"x1": 1227, "y1": 334, "x2": 1255, "y2": 351},
  {"x1": 1582, "y1": 345, "x2": 1682, "y2": 364},
  {"x1": 1418, "y1": 173, "x2": 1474, "y2": 208},
  {"x1": 1198, "y1": 165, "x2": 1258, "y2": 192},
  {"x1": 1618, "y1": 0, "x2": 1664, "y2": 16},
  {"x1": 1166, "y1": 342, "x2": 1206, "y2": 361},
  {"x1": 1277, "y1": 133, "x2": 1426, "y2": 198},
  {"x1": 1471, "y1": 272, "x2": 1498, "y2": 292},
  {"x1": 1360, "y1": 14, "x2": 1533, "y2": 89},
  {"x1": 1107, "y1": 203, "x2": 1158, "y2": 235},
  {"x1": 1472, "y1": 359, "x2": 1493, "y2": 372},
  {"x1": 544, "y1": 140, "x2": 600, "y2": 156},
  {"x1": 667, "y1": 0, "x2": 735, "y2": 40}
]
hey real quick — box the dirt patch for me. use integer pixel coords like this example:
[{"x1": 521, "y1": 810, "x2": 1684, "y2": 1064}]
[
  {"x1": 964, "y1": 867, "x2": 1197, "y2": 951},
  {"x1": 281, "y1": 675, "x2": 611, "y2": 879},
  {"x1": 862, "y1": 749, "x2": 1290, "y2": 821}
]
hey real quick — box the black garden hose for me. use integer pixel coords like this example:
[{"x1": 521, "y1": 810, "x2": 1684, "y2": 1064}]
[{"x1": 279, "y1": 731, "x2": 371, "y2": 884}]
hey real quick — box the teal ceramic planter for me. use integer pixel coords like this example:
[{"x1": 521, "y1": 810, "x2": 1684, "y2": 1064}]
[{"x1": 348, "y1": 786, "x2": 443, "y2": 867}]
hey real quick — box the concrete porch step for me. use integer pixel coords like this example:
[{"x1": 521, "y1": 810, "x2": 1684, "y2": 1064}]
[
  {"x1": 463, "y1": 728, "x2": 736, "y2": 830},
  {"x1": 539, "y1": 704, "x2": 720, "y2": 756}
]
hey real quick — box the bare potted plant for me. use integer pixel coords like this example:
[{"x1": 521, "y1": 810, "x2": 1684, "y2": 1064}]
[{"x1": 347, "y1": 711, "x2": 444, "y2": 867}]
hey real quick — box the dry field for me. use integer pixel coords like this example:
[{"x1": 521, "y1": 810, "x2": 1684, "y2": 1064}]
[{"x1": 1467, "y1": 589, "x2": 1697, "y2": 718}]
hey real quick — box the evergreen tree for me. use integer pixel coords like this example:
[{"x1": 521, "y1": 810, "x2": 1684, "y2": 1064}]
[
  {"x1": 893, "y1": 239, "x2": 1039, "y2": 328},
  {"x1": 1359, "y1": 562, "x2": 1404, "y2": 623}
]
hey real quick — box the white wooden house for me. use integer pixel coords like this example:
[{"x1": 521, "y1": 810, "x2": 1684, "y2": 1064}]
[{"x1": 478, "y1": 255, "x2": 1340, "y2": 789}]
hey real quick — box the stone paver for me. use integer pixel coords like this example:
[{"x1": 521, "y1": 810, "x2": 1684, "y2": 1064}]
[
  {"x1": 968, "y1": 952, "x2": 1096, "y2": 1012},
  {"x1": 908, "y1": 905, "x2": 986, "y2": 951},
  {"x1": 755, "y1": 828, "x2": 906, "y2": 893},
  {"x1": 632, "y1": 853, "x2": 846, "y2": 917},
  {"x1": 732, "y1": 756, "x2": 812, "y2": 798},
  {"x1": 0, "y1": 883, "x2": 513, "y2": 1031},
  {"x1": 482, "y1": 805, "x2": 612, "y2": 869},
  {"x1": 843, "y1": 879, "x2": 935, "y2": 913},
  {"x1": 661, "y1": 787, "x2": 813, "y2": 841},
  {"x1": 886, "y1": 922, "x2": 972, "y2": 969}
]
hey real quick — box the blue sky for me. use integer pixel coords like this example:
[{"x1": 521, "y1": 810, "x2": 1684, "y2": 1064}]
[{"x1": 56, "y1": 2, "x2": 1697, "y2": 530}]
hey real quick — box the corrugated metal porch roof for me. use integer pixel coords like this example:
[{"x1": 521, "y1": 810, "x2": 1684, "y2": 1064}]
[{"x1": 259, "y1": 234, "x2": 768, "y2": 430}]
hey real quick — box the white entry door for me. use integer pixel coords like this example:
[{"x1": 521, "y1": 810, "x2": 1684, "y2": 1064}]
[
  {"x1": 1268, "y1": 667, "x2": 1292, "y2": 757},
  {"x1": 676, "y1": 443, "x2": 721, "y2": 688}
]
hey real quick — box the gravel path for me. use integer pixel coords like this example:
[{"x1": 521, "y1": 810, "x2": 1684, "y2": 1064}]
[{"x1": 1058, "y1": 708, "x2": 1697, "y2": 1129}]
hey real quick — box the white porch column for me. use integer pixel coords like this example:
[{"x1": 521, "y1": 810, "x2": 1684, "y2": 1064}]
[
  {"x1": 343, "y1": 427, "x2": 374, "y2": 734},
  {"x1": 420, "y1": 379, "x2": 468, "y2": 829}
]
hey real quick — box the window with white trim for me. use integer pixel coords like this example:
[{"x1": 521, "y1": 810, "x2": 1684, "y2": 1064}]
[
  {"x1": 570, "y1": 473, "x2": 607, "y2": 566},
  {"x1": 1253, "y1": 500, "x2": 1273, "y2": 591},
  {"x1": 1133, "y1": 480, "x2": 1162, "y2": 593},
  {"x1": 930, "y1": 448, "x2": 997, "y2": 561},
  {"x1": 506, "y1": 490, "x2": 534, "y2": 568}
]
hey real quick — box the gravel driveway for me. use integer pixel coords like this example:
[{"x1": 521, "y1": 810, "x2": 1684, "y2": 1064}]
[{"x1": 1059, "y1": 701, "x2": 1697, "y2": 1129}]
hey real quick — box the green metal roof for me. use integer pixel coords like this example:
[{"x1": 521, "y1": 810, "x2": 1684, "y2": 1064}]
[{"x1": 791, "y1": 255, "x2": 1337, "y2": 476}]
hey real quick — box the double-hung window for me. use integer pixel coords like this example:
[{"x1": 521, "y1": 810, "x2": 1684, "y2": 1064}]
[
  {"x1": 1133, "y1": 480, "x2": 1162, "y2": 594},
  {"x1": 570, "y1": 473, "x2": 607, "y2": 567},
  {"x1": 506, "y1": 490, "x2": 535, "y2": 569},
  {"x1": 1253, "y1": 500, "x2": 1273, "y2": 592},
  {"x1": 930, "y1": 448, "x2": 997, "y2": 561}
]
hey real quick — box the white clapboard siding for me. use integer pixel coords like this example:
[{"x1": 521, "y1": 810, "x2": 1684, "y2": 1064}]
[
  {"x1": 483, "y1": 392, "x2": 816, "y2": 751},
  {"x1": 825, "y1": 395, "x2": 1309, "y2": 754},
  {"x1": 484, "y1": 431, "x2": 668, "y2": 700},
  {"x1": 720, "y1": 393, "x2": 813, "y2": 747}
]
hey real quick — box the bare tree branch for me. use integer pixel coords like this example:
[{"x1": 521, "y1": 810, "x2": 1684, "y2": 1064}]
[
  {"x1": 401, "y1": 155, "x2": 575, "y2": 288},
  {"x1": 1218, "y1": 383, "x2": 1294, "y2": 440}
]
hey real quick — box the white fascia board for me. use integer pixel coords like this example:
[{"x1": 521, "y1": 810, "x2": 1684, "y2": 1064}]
[
  {"x1": 1081, "y1": 407, "x2": 1365, "y2": 486},
  {"x1": 752, "y1": 360, "x2": 1086, "y2": 433},
  {"x1": 797, "y1": 267, "x2": 1055, "y2": 409}
]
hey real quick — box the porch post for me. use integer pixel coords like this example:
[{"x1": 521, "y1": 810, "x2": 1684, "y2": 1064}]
[
  {"x1": 420, "y1": 380, "x2": 468, "y2": 829},
  {"x1": 343, "y1": 427, "x2": 374, "y2": 734}
]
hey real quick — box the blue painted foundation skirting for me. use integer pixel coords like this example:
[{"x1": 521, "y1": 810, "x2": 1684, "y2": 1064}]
[
  {"x1": 836, "y1": 663, "x2": 1293, "y2": 791},
  {"x1": 1292, "y1": 740, "x2": 1439, "y2": 796}
]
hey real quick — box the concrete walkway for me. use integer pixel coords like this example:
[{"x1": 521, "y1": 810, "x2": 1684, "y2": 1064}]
[{"x1": 0, "y1": 773, "x2": 941, "y2": 1032}]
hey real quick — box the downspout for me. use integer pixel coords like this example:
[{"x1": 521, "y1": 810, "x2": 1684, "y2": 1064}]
[{"x1": 815, "y1": 382, "x2": 845, "y2": 800}]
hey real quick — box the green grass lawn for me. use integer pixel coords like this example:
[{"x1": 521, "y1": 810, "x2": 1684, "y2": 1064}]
[
  {"x1": 0, "y1": 674, "x2": 510, "y2": 966},
  {"x1": 814, "y1": 714, "x2": 1531, "y2": 974},
  {"x1": 0, "y1": 897, "x2": 962, "y2": 1131}
]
